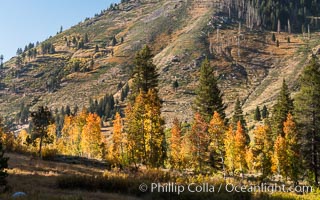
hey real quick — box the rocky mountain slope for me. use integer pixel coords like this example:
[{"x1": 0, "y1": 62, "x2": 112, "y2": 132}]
[{"x1": 1, "y1": 0, "x2": 320, "y2": 127}]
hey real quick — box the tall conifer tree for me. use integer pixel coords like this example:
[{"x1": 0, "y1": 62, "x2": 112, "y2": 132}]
[
  {"x1": 295, "y1": 57, "x2": 320, "y2": 186},
  {"x1": 272, "y1": 79, "x2": 294, "y2": 137},
  {"x1": 194, "y1": 58, "x2": 226, "y2": 121},
  {"x1": 130, "y1": 45, "x2": 159, "y2": 102}
]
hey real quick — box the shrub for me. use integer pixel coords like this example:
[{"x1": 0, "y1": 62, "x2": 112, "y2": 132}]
[
  {"x1": 42, "y1": 148, "x2": 58, "y2": 160},
  {"x1": 56, "y1": 175, "x2": 146, "y2": 195}
]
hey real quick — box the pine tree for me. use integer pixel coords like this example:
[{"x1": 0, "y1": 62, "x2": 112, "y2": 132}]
[
  {"x1": 95, "y1": 45, "x2": 99, "y2": 52},
  {"x1": 272, "y1": 33, "x2": 276, "y2": 42},
  {"x1": 194, "y1": 58, "x2": 226, "y2": 121},
  {"x1": 84, "y1": 33, "x2": 89, "y2": 43},
  {"x1": 0, "y1": 120, "x2": 8, "y2": 188},
  {"x1": 272, "y1": 79, "x2": 294, "y2": 137},
  {"x1": 172, "y1": 80, "x2": 179, "y2": 92},
  {"x1": 130, "y1": 45, "x2": 159, "y2": 102},
  {"x1": 232, "y1": 98, "x2": 249, "y2": 144},
  {"x1": 189, "y1": 113, "x2": 209, "y2": 171},
  {"x1": 261, "y1": 105, "x2": 269, "y2": 119},
  {"x1": 28, "y1": 106, "x2": 54, "y2": 158},
  {"x1": 232, "y1": 98, "x2": 246, "y2": 127},
  {"x1": 254, "y1": 106, "x2": 261, "y2": 121},
  {"x1": 111, "y1": 36, "x2": 117, "y2": 46},
  {"x1": 65, "y1": 105, "x2": 71, "y2": 116},
  {"x1": 0, "y1": 55, "x2": 3, "y2": 68},
  {"x1": 294, "y1": 57, "x2": 320, "y2": 186}
]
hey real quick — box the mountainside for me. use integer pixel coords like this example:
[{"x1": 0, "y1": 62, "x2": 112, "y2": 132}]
[{"x1": 1, "y1": 0, "x2": 320, "y2": 127}]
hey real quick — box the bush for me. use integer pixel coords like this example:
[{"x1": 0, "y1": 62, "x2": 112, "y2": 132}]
[
  {"x1": 56, "y1": 175, "x2": 145, "y2": 195},
  {"x1": 42, "y1": 148, "x2": 58, "y2": 160}
]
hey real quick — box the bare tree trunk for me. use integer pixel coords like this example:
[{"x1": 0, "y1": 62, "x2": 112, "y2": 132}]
[
  {"x1": 277, "y1": 19, "x2": 281, "y2": 34},
  {"x1": 308, "y1": 24, "x2": 311, "y2": 39},
  {"x1": 288, "y1": 19, "x2": 291, "y2": 34}
]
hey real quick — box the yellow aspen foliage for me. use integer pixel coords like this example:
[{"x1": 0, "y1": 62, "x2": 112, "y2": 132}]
[
  {"x1": 252, "y1": 125, "x2": 273, "y2": 179},
  {"x1": 144, "y1": 89, "x2": 165, "y2": 167},
  {"x1": 169, "y1": 118, "x2": 183, "y2": 169},
  {"x1": 208, "y1": 111, "x2": 226, "y2": 171},
  {"x1": 60, "y1": 108, "x2": 88, "y2": 156},
  {"x1": 283, "y1": 113, "x2": 300, "y2": 183},
  {"x1": 47, "y1": 124, "x2": 57, "y2": 148},
  {"x1": 0, "y1": 120, "x2": 13, "y2": 151},
  {"x1": 17, "y1": 129, "x2": 29, "y2": 146},
  {"x1": 272, "y1": 135, "x2": 287, "y2": 176},
  {"x1": 245, "y1": 147, "x2": 254, "y2": 173},
  {"x1": 125, "y1": 92, "x2": 146, "y2": 166},
  {"x1": 1, "y1": 132, "x2": 15, "y2": 152},
  {"x1": 189, "y1": 113, "x2": 209, "y2": 171},
  {"x1": 15, "y1": 130, "x2": 29, "y2": 152},
  {"x1": 109, "y1": 112, "x2": 126, "y2": 167},
  {"x1": 224, "y1": 125, "x2": 236, "y2": 175},
  {"x1": 180, "y1": 134, "x2": 192, "y2": 169},
  {"x1": 60, "y1": 115, "x2": 74, "y2": 155},
  {"x1": 81, "y1": 113, "x2": 102, "y2": 159},
  {"x1": 234, "y1": 121, "x2": 247, "y2": 174}
]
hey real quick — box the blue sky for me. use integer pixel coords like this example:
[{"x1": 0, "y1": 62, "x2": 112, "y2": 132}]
[{"x1": 0, "y1": 0, "x2": 119, "y2": 61}]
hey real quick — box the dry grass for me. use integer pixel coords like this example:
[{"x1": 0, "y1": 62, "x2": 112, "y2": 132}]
[{"x1": 2, "y1": 153, "x2": 140, "y2": 200}]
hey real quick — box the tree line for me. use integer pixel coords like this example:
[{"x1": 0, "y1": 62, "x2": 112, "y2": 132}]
[
  {"x1": 221, "y1": 0, "x2": 320, "y2": 32},
  {"x1": 3, "y1": 45, "x2": 320, "y2": 187}
]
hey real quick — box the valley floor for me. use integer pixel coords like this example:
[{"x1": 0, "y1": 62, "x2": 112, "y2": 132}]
[{"x1": 2, "y1": 152, "x2": 140, "y2": 200}]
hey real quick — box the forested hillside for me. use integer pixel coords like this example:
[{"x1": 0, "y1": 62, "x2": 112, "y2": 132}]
[
  {"x1": 0, "y1": 0, "x2": 320, "y2": 199},
  {"x1": 220, "y1": 0, "x2": 320, "y2": 32}
]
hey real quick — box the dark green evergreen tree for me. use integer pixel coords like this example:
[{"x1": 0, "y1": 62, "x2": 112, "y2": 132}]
[
  {"x1": 194, "y1": 58, "x2": 226, "y2": 121},
  {"x1": 130, "y1": 45, "x2": 159, "y2": 102},
  {"x1": 232, "y1": 97, "x2": 246, "y2": 127},
  {"x1": 232, "y1": 97, "x2": 250, "y2": 144},
  {"x1": 0, "y1": 55, "x2": 3, "y2": 68},
  {"x1": 28, "y1": 106, "x2": 54, "y2": 158},
  {"x1": 0, "y1": 120, "x2": 8, "y2": 188},
  {"x1": 272, "y1": 79, "x2": 294, "y2": 136},
  {"x1": 111, "y1": 36, "x2": 117, "y2": 46},
  {"x1": 95, "y1": 45, "x2": 99, "y2": 52},
  {"x1": 172, "y1": 80, "x2": 179, "y2": 92},
  {"x1": 294, "y1": 57, "x2": 320, "y2": 186},
  {"x1": 72, "y1": 36, "x2": 77, "y2": 45},
  {"x1": 272, "y1": 33, "x2": 276, "y2": 42},
  {"x1": 73, "y1": 105, "x2": 79, "y2": 115},
  {"x1": 84, "y1": 33, "x2": 89, "y2": 43},
  {"x1": 0, "y1": 142, "x2": 8, "y2": 188},
  {"x1": 254, "y1": 106, "x2": 261, "y2": 121},
  {"x1": 65, "y1": 105, "x2": 71, "y2": 116},
  {"x1": 261, "y1": 105, "x2": 269, "y2": 119}
]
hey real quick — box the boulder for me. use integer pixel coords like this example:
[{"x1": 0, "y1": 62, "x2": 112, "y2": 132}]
[{"x1": 12, "y1": 192, "x2": 27, "y2": 198}]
